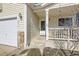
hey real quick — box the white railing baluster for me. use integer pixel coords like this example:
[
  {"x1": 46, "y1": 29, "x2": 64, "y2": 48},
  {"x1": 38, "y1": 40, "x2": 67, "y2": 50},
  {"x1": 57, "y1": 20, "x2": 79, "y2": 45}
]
[{"x1": 48, "y1": 27, "x2": 79, "y2": 41}]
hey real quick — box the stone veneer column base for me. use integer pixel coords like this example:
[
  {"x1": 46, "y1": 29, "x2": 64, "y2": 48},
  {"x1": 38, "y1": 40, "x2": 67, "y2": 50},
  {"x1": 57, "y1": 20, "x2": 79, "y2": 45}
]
[{"x1": 18, "y1": 31, "x2": 24, "y2": 49}]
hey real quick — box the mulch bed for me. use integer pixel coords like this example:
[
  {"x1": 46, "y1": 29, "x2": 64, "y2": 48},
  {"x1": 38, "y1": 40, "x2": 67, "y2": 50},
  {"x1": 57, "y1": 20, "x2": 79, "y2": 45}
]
[{"x1": 43, "y1": 47, "x2": 79, "y2": 56}]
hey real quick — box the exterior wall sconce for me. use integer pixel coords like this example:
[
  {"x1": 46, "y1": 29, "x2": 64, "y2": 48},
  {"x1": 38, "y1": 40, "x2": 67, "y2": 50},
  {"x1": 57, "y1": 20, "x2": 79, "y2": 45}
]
[
  {"x1": 19, "y1": 13, "x2": 22, "y2": 21},
  {"x1": 0, "y1": 9, "x2": 2, "y2": 12},
  {"x1": 0, "y1": 3, "x2": 3, "y2": 12},
  {"x1": 49, "y1": 18, "x2": 50, "y2": 21}
]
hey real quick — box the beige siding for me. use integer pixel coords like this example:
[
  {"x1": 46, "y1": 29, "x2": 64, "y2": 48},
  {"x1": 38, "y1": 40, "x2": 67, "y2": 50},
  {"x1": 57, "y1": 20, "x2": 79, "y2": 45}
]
[{"x1": 0, "y1": 3, "x2": 25, "y2": 31}]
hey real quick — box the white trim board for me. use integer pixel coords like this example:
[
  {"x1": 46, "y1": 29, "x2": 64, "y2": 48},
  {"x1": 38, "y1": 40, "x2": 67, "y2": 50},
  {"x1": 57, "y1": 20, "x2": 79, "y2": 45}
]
[
  {"x1": 24, "y1": 4, "x2": 28, "y2": 48},
  {"x1": 0, "y1": 14, "x2": 19, "y2": 19}
]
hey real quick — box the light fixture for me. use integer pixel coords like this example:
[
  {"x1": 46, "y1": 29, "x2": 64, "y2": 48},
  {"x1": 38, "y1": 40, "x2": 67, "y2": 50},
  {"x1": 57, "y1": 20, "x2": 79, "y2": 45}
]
[
  {"x1": 0, "y1": 9, "x2": 2, "y2": 12},
  {"x1": 19, "y1": 13, "x2": 22, "y2": 21},
  {"x1": 0, "y1": 4, "x2": 2, "y2": 12}
]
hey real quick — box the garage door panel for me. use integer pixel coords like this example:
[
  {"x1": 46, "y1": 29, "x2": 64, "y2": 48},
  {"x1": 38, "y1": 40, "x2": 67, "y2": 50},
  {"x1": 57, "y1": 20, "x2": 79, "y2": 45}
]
[
  {"x1": 0, "y1": 17, "x2": 17, "y2": 47},
  {"x1": 6, "y1": 32, "x2": 17, "y2": 47}
]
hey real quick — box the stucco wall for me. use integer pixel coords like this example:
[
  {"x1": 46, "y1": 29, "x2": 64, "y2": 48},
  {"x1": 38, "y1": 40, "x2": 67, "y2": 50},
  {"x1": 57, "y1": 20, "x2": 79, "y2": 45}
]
[{"x1": 27, "y1": 5, "x2": 39, "y2": 46}]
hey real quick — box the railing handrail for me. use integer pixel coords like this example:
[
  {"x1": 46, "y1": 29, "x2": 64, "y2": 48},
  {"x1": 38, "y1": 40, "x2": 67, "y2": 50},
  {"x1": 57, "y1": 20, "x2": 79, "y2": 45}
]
[
  {"x1": 49, "y1": 27, "x2": 79, "y2": 30},
  {"x1": 49, "y1": 27, "x2": 68, "y2": 30}
]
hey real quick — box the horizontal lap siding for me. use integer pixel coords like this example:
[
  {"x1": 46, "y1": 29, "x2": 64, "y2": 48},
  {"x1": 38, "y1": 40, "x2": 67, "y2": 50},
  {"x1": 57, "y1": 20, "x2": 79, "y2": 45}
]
[{"x1": 0, "y1": 3, "x2": 25, "y2": 31}]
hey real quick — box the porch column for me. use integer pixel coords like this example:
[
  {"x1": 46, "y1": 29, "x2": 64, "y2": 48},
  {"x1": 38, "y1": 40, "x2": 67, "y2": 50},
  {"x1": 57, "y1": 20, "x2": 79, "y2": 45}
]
[
  {"x1": 45, "y1": 9, "x2": 49, "y2": 40},
  {"x1": 24, "y1": 4, "x2": 28, "y2": 48}
]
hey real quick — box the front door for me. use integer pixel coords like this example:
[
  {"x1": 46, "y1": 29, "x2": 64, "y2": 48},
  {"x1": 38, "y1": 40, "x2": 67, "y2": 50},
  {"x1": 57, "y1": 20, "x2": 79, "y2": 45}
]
[{"x1": 40, "y1": 21, "x2": 45, "y2": 35}]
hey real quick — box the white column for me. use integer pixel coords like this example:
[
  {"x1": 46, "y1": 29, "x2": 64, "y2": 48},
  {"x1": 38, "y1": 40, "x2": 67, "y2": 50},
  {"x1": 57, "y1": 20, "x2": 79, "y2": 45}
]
[
  {"x1": 45, "y1": 9, "x2": 49, "y2": 40},
  {"x1": 72, "y1": 15, "x2": 76, "y2": 27},
  {"x1": 67, "y1": 28, "x2": 70, "y2": 49},
  {"x1": 24, "y1": 4, "x2": 27, "y2": 48}
]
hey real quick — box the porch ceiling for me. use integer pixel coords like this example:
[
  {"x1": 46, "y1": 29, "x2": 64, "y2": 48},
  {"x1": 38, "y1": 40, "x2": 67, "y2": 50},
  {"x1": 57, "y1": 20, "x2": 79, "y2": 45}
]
[
  {"x1": 28, "y1": 3, "x2": 56, "y2": 19},
  {"x1": 28, "y1": 3, "x2": 56, "y2": 10},
  {"x1": 49, "y1": 4, "x2": 79, "y2": 18},
  {"x1": 29, "y1": 3, "x2": 79, "y2": 19}
]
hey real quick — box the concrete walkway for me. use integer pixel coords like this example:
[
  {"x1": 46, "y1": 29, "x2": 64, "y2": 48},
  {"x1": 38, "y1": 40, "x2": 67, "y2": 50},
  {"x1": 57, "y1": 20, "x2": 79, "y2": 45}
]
[
  {"x1": 0, "y1": 44, "x2": 19, "y2": 56},
  {"x1": 0, "y1": 44, "x2": 79, "y2": 56}
]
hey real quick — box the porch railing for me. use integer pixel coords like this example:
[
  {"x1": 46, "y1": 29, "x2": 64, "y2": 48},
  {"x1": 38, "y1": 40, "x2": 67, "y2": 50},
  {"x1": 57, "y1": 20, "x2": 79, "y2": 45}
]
[{"x1": 48, "y1": 27, "x2": 79, "y2": 41}]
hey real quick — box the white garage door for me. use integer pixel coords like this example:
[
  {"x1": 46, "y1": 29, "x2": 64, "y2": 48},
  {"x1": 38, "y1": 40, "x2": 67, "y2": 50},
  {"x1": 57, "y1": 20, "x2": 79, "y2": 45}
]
[{"x1": 0, "y1": 17, "x2": 17, "y2": 47}]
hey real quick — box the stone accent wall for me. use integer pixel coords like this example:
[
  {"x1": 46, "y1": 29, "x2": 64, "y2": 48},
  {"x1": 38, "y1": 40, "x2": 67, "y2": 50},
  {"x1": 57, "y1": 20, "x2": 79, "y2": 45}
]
[{"x1": 18, "y1": 31, "x2": 24, "y2": 49}]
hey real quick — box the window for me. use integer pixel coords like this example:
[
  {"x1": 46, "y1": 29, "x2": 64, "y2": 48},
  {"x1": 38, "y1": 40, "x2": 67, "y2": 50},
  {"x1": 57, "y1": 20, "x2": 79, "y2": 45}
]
[
  {"x1": 76, "y1": 12, "x2": 79, "y2": 27},
  {"x1": 76, "y1": 19, "x2": 79, "y2": 27},
  {"x1": 41, "y1": 21, "x2": 45, "y2": 30},
  {"x1": 58, "y1": 17, "x2": 72, "y2": 27}
]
